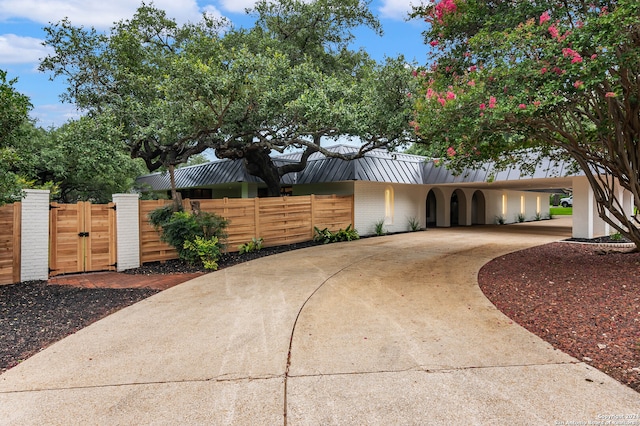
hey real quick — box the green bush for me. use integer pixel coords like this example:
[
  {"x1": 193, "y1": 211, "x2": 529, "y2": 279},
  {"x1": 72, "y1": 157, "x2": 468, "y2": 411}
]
[
  {"x1": 238, "y1": 237, "x2": 264, "y2": 254},
  {"x1": 313, "y1": 225, "x2": 359, "y2": 244},
  {"x1": 183, "y1": 236, "x2": 222, "y2": 270},
  {"x1": 148, "y1": 206, "x2": 228, "y2": 265},
  {"x1": 373, "y1": 219, "x2": 386, "y2": 236}
]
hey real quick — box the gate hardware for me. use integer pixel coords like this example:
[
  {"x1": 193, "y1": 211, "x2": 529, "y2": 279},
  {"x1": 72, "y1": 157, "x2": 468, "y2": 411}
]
[
  {"x1": 78, "y1": 232, "x2": 90, "y2": 237},
  {"x1": 49, "y1": 205, "x2": 60, "y2": 210}
]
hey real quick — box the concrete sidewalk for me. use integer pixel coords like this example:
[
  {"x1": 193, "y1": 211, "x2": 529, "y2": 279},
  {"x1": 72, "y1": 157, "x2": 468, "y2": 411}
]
[{"x1": 1, "y1": 218, "x2": 638, "y2": 425}]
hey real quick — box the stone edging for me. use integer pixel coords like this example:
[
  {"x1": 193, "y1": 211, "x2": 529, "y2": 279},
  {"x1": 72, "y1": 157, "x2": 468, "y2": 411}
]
[{"x1": 560, "y1": 240, "x2": 636, "y2": 249}]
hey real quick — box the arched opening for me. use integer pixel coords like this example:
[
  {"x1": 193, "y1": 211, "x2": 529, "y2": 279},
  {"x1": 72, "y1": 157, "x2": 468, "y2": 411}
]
[
  {"x1": 426, "y1": 190, "x2": 437, "y2": 228},
  {"x1": 471, "y1": 190, "x2": 486, "y2": 225},
  {"x1": 450, "y1": 191, "x2": 460, "y2": 226}
]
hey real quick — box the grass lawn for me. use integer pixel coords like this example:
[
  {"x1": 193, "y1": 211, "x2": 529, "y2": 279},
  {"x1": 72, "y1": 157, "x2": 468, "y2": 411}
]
[{"x1": 550, "y1": 206, "x2": 573, "y2": 216}]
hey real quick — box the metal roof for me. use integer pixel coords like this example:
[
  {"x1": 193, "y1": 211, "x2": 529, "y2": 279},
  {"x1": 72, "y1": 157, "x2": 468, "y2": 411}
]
[{"x1": 135, "y1": 145, "x2": 579, "y2": 191}]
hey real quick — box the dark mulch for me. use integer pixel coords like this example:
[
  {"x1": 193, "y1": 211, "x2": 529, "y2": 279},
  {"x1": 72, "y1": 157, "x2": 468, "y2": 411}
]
[
  {"x1": 479, "y1": 241, "x2": 640, "y2": 393},
  {"x1": 0, "y1": 283, "x2": 157, "y2": 373}
]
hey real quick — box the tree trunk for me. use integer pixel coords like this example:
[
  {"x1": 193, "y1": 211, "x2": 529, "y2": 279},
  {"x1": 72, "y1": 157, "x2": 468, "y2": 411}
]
[
  {"x1": 167, "y1": 164, "x2": 183, "y2": 210},
  {"x1": 243, "y1": 148, "x2": 282, "y2": 197}
]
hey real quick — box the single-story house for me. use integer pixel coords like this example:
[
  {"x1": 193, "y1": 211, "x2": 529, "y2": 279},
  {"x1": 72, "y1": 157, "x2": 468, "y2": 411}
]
[{"x1": 136, "y1": 145, "x2": 635, "y2": 238}]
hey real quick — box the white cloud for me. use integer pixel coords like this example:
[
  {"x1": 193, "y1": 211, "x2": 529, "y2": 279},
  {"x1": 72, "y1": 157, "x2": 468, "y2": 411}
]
[
  {"x1": 0, "y1": 34, "x2": 52, "y2": 64},
  {"x1": 0, "y1": 0, "x2": 213, "y2": 29},
  {"x1": 218, "y1": 0, "x2": 258, "y2": 14},
  {"x1": 379, "y1": 0, "x2": 422, "y2": 20}
]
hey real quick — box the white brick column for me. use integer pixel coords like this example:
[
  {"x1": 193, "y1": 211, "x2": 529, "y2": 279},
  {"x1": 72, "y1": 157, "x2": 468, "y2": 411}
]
[
  {"x1": 112, "y1": 194, "x2": 140, "y2": 271},
  {"x1": 20, "y1": 189, "x2": 50, "y2": 282}
]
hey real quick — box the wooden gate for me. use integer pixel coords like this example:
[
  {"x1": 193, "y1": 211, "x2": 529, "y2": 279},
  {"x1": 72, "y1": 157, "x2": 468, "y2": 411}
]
[{"x1": 49, "y1": 202, "x2": 116, "y2": 276}]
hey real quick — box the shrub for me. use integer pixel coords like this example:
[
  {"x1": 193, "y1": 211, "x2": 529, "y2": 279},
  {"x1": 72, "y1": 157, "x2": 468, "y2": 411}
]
[
  {"x1": 183, "y1": 236, "x2": 222, "y2": 270},
  {"x1": 534, "y1": 212, "x2": 542, "y2": 221},
  {"x1": 495, "y1": 215, "x2": 505, "y2": 225},
  {"x1": 313, "y1": 225, "x2": 359, "y2": 244},
  {"x1": 148, "y1": 206, "x2": 228, "y2": 264},
  {"x1": 516, "y1": 213, "x2": 526, "y2": 223},
  {"x1": 407, "y1": 216, "x2": 421, "y2": 232},
  {"x1": 373, "y1": 219, "x2": 386, "y2": 236},
  {"x1": 238, "y1": 237, "x2": 264, "y2": 254}
]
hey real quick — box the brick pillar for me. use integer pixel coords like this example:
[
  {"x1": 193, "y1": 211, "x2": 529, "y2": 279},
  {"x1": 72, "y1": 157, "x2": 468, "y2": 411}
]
[
  {"x1": 112, "y1": 194, "x2": 140, "y2": 271},
  {"x1": 20, "y1": 189, "x2": 50, "y2": 282}
]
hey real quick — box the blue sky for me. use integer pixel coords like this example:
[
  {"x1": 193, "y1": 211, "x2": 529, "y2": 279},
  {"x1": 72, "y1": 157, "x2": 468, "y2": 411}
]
[{"x1": 0, "y1": 0, "x2": 430, "y2": 128}]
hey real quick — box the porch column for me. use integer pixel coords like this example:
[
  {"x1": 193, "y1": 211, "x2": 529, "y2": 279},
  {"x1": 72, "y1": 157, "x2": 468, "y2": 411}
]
[
  {"x1": 572, "y1": 176, "x2": 607, "y2": 238},
  {"x1": 20, "y1": 189, "x2": 50, "y2": 282},
  {"x1": 112, "y1": 193, "x2": 140, "y2": 271}
]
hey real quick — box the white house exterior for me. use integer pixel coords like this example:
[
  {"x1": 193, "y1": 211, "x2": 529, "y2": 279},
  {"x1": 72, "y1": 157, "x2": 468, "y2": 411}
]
[{"x1": 136, "y1": 145, "x2": 634, "y2": 238}]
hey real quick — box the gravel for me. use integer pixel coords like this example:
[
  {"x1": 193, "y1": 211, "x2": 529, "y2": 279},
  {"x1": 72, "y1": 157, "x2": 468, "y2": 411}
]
[{"x1": 2, "y1": 238, "x2": 638, "y2": 394}]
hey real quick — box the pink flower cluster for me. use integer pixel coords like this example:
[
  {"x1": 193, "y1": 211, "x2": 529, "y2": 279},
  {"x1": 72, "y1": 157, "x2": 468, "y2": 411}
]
[
  {"x1": 433, "y1": 0, "x2": 458, "y2": 24},
  {"x1": 447, "y1": 146, "x2": 457, "y2": 157},
  {"x1": 562, "y1": 48, "x2": 583, "y2": 64}
]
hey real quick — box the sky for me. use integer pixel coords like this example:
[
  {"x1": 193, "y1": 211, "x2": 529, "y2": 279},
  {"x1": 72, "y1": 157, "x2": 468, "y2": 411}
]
[{"x1": 0, "y1": 0, "x2": 430, "y2": 128}]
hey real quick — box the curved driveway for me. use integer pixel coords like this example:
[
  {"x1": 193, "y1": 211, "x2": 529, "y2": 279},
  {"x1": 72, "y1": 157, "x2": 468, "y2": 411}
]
[{"x1": 1, "y1": 218, "x2": 639, "y2": 424}]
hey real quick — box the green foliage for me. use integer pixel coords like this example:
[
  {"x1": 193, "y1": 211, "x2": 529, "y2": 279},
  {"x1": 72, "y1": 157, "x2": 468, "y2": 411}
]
[
  {"x1": 0, "y1": 70, "x2": 32, "y2": 205},
  {"x1": 610, "y1": 232, "x2": 622, "y2": 241},
  {"x1": 40, "y1": 3, "x2": 416, "y2": 199},
  {"x1": 411, "y1": 0, "x2": 640, "y2": 248},
  {"x1": 238, "y1": 237, "x2": 264, "y2": 254},
  {"x1": 516, "y1": 213, "x2": 526, "y2": 223},
  {"x1": 148, "y1": 206, "x2": 228, "y2": 264},
  {"x1": 495, "y1": 216, "x2": 505, "y2": 225},
  {"x1": 313, "y1": 225, "x2": 359, "y2": 244},
  {"x1": 183, "y1": 236, "x2": 222, "y2": 270},
  {"x1": 407, "y1": 216, "x2": 421, "y2": 232},
  {"x1": 535, "y1": 212, "x2": 542, "y2": 221},
  {"x1": 14, "y1": 116, "x2": 146, "y2": 203},
  {"x1": 373, "y1": 219, "x2": 386, "y2": 236}
]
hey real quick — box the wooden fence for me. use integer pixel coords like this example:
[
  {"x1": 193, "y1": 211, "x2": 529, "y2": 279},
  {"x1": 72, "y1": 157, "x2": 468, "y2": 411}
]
[
  {"x1": 0, "y1": 203, "x2": 21, "y2": 285},
  {"x1": 140, "y1": 195, "x2": 354, "y2": 264}
]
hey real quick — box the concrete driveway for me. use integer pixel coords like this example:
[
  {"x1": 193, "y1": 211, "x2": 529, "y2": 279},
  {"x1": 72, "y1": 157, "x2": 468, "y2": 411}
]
[{"x1": 1, "y1": 218, "x2": 638, "y2": 425}]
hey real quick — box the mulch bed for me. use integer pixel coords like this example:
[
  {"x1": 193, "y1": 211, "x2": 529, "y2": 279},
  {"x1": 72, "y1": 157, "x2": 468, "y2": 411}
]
[{"x1": 479, "y1": 241, "x2": 640, "y2": 393}]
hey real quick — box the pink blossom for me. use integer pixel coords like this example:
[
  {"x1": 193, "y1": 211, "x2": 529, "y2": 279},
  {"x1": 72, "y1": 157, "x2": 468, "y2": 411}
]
[
  {"x1": 488, "y1": 96, "x2": 497, "y2": 108},
  {"x1": 605, "y1": 92, "x2": 616, "y2": 98},
  {"x1": 433, "y1": 159, "x2": 440, "y2": 166},
  {"x1": 469, "y1": 65, "x2": 477, "y2": 72},
  {"x1": 573, "y1": 80, "x2": 584, "y2": 88},
  {"x1": 447, "y1": 146, "x2": 457, "y2": 157},
  {"x1": 533, "y1": 101, "x2": 541, "y2": 107},
  {"x1": 467, "y1": 80, "x2": 476, "y2": 87},
  {"x1": 433, "y1": 0, "x2": 458, "y2": 24},
  {"x1": 430, "y1": 40, "x2": 439, "y2": 47},
  {"x1": 437, "y1": 97, "x2": 446, "y2": 106},
  {"x1": 576, "y1": 20, "x2": 584, "y2": 28},
  {"x1": 479, "y1": 103, "x2": 486, "y2": 110},
  {"x1": 446, "y1": 91, "x2": 456, "y2": 100},
  {"x1": 518, "y1": 104, "x2": 526, "y2": 109},
  {"x1": 426, "y1": 88, "x2": 435, "y2": 99},
  {"x1": 479, "y1": 112, "x2": 484, "y2": 117},
  {"x1": 591, "y1": 54, "x2": 598, "y2": 60},
  {"x1": 548, "y1": 25, "x2": 559, "y2": 39},
  {"x1": 540, "y1": 67, "x2": 548, "y2": 74},
  {"x1": 411, "y1": 70, "x2": 418, "y2": 77},
  {"x1": 407, "y1": 93, "x2": 412, "y2": 98},
  {"x1": 539, "y1": 11, "x2": 550, "y2": 25}
]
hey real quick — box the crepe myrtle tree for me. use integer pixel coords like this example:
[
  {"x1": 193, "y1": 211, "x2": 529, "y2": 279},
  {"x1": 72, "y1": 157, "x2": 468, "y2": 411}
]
[
  {"x1": 411, "y1": 0, "x2": 640, "y2": 250},
  {"x1": 40, "y1": 2, "x2": 417, "y2": 202}
]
